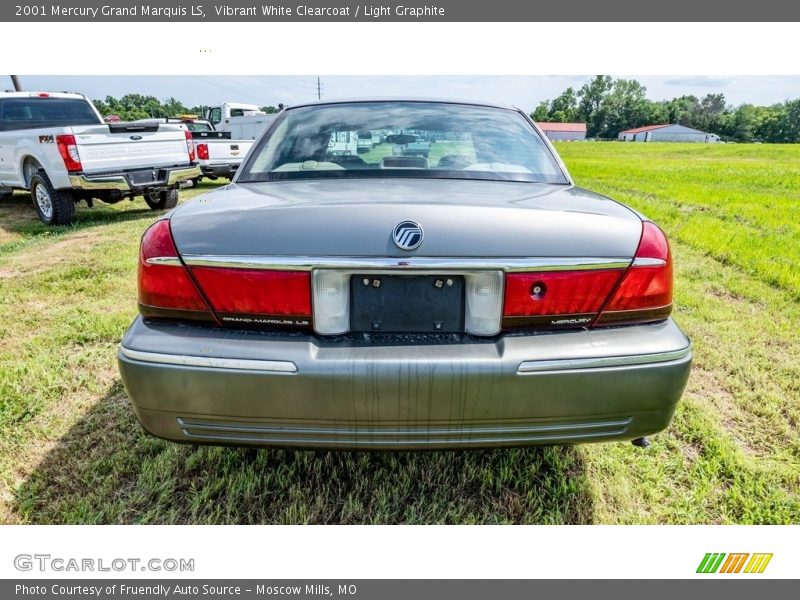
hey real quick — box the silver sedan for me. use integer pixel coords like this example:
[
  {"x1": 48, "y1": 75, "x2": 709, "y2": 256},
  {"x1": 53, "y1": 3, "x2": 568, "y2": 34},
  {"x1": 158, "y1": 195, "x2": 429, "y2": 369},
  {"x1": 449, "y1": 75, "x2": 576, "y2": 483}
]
[{"x1": 118, "y1": 99, "x2": 691, "y2": 449}]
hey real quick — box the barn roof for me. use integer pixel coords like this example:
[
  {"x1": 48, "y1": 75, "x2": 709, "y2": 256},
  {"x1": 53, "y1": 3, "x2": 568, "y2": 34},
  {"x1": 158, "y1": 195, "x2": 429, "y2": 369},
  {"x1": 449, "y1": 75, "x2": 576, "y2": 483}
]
[
  {"x1": 620, "y1": 124, "x2": 672, "y2": 134},
  {"x1": 536, "y1": 122, "x2": 587, "y2": 133}
]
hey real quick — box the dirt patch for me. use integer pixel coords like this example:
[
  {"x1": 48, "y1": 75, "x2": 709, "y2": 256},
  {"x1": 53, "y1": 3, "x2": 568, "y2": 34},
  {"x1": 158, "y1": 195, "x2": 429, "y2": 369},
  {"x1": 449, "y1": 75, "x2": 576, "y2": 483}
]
[
  {"x1": 0, "y1": 231, "x2": 106, "y2": 279},
  {"x1": 686, "y1": 366, "x2": 791, "y2": 457},
  {"x1": 706, "y1": 286, "x2": 748, "y2": 304}
]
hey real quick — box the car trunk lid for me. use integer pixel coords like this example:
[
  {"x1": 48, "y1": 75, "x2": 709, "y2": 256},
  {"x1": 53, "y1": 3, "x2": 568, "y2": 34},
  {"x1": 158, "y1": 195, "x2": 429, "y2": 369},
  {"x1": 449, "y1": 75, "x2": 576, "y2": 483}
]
[{"x1": 169, "y1": 178, "x2": 643, "y2": 259}]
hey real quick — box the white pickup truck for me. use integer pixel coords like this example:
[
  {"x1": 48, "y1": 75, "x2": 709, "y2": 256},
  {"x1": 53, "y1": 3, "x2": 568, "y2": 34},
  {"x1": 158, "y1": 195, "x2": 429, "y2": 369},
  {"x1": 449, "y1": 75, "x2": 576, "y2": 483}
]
[
  {"x1": 187, "y1": 107, "x2": 275, "y2": 183},
  {"x1": 0, "y1": 91, "x2": 201, "y2": 225},
  {"x1": 189, "y1": 120, "x2": 254, "y2": 182}
]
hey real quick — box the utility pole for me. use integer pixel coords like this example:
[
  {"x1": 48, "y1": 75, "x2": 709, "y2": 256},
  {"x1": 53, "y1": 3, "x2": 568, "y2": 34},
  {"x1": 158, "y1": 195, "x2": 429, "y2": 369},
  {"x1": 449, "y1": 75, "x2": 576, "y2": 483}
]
[
  {"x1": 316, "y1": 77, "x2": 322, "y2": 100},
  {"x1": 10, "y1": 75, "x2": 22, "y2": 91}
]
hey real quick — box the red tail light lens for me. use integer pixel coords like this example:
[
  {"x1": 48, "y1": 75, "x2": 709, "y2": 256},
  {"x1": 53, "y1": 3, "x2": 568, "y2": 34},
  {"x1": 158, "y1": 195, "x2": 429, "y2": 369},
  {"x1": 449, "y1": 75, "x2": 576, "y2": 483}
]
[
  {"x1": 138, "y1": 220, "x2": 214, "y2": 320},
  {"x1": 595, "y1": 222, "x2": 673, "y2": 325},
  {"x1": 196, "y1": 142, "x2": 208, "y2": 161},
  {"x1": 185, "y1": 131, "x2": 196, "y2": 161},
  {"x1": 56, "y1": 134, "x2": 82, "y2": 173},
  {"x1": 503, "y1": 269, "x2": 624, "y2": 329},
  {"x1": 502, "y1": 222, "x2": 673, "y2": 330},
  {"x1": 190, "y1": 267, "x2": 312, "y2": 324}
]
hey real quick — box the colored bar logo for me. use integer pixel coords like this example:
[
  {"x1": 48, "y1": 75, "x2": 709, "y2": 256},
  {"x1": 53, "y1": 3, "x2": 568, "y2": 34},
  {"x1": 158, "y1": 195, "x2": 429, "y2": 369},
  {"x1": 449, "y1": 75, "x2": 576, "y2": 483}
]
[{"x1": 697, "y1": 553, "x2": 773, "y2": 574}]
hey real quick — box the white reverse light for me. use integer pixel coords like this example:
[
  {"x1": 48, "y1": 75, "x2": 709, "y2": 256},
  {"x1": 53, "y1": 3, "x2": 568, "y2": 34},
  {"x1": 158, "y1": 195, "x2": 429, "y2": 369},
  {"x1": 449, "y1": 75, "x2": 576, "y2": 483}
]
[
  {"x1": 312, "y1": 270, "x2": 350, "y2": 335},
  {"x1": 464, "y1": 271, "x2": 504, "y2": 336}
]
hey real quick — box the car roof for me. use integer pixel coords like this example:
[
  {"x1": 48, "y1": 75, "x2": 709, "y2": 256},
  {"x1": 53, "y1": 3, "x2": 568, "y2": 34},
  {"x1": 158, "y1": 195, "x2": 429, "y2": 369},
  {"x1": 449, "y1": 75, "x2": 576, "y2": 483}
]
[
  {"x1": 286, "y1": 97, "x2": 521, "y2": 112},
  {"x1": 0, "y1": 91, "x2": 87, "y2": 99}
]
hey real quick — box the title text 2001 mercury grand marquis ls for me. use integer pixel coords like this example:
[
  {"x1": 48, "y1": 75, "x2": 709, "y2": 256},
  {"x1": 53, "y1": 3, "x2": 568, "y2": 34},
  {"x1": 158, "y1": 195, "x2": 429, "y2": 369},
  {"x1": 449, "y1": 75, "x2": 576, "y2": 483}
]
[{"x1": 117, "y1": 100, "x2": 692, "y2": 449}]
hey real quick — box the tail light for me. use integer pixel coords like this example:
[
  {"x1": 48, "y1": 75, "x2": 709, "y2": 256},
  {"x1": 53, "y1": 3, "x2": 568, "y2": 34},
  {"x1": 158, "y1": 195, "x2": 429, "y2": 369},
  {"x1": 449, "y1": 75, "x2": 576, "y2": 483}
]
[
  {"x1": 196, "y1": 142, "x2": 208, "y2": 161},
  {"x1": 56, "y1": 134, "x2": 82, "y2": 173},
  {"x1": 138, "y1": 220, "x2": 214, "y2": 321},
  {"x1": 190, "y1": 267, "x2": 312, "y2": 325},
  {"x1": 595, "y1": 221, "x2": 673, "y2": 325},
  {"x1": 185, "y1": 131, "x2": 196, "y2": 161},
  {"x1": 502, "y1": 221, "x2": 673, "y2": 330},
  {"x1": 503, "y1": 269, "x2": 624, "y2": 329},
  {"x1": 138, "y1": 220, "x2": 312, "y2": 327}
]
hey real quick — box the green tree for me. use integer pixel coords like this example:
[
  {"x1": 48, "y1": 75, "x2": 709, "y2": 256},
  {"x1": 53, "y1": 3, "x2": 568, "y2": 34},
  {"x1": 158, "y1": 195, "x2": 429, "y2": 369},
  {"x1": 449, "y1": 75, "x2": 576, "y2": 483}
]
[
  {"x1": 601, "y1": 79, "x2": 657, "y2": 138},
  {"x1": 549, "y1": 87, "x2": 579, "y2": 122},
  {"x1": 577, "y1": 75, "x2": 613, "y2": 137},
  {"x1": 260, "y1": 104, "x2": 285, "y2": 114},
  {"x1": 664, "y1": 95, "x2": 700, "y2": 125},
  {"x1": 531, "y1": 101, "x2": 550, "y2": 122}
]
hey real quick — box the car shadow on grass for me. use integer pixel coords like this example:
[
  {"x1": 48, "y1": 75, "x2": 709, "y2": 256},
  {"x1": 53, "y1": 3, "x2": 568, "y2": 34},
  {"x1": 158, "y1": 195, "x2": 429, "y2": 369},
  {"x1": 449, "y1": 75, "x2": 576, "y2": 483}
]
[{"x1": 14, "y1": 380, "x2": 595, "y2": 524}]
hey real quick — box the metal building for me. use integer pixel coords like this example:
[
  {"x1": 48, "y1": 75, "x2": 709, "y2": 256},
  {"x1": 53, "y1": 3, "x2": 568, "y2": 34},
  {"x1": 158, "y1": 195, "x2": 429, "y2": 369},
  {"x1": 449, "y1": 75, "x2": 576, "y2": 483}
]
[
  {"x1": 536, "y1": 122, "x2": 587, "y2": 141},
  {"x1": 618, "y1": 124, "x2": 720, "y2": 143}
]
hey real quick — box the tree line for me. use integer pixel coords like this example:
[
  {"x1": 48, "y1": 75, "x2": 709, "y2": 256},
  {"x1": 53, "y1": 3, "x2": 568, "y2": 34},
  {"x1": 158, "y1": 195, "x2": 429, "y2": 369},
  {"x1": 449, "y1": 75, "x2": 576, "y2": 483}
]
[
  {"x1": 91, "y1": 94, "x2": 284, "y2": 121},
  {"x1": 90, "y1": 84, "x2": 800, "y2": 143},
  {"x1": 531, "y1": 75, "x2": 800, "y2": 143}
]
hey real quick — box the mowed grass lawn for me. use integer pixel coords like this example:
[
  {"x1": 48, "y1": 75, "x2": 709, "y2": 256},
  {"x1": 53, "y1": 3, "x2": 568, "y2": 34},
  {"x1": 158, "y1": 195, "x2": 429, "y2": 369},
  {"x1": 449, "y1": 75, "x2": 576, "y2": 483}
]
[{"x1": 1, "y1": 143, "x2": 798, "y2": 524}]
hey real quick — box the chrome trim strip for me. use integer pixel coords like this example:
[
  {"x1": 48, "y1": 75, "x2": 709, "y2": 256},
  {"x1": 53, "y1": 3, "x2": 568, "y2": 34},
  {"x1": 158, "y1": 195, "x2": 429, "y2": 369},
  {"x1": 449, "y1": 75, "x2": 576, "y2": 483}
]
[
  {"x1": 119, "y1": 346, "x2": 297, "y2": 373},
  {"x1": 180, "y1": 430, "x2": 627, "y2": 446},
  {"x1": 177, "y1": 417, "x2": 633, "y2": 437},
  {"x1": 145, "y1": 256, "x2": 183, "y2": 266},
  {"x1": 517, "y1": 346, "x2": 691, "y2": 373},
  {"x1": 632, "y1": 257, "x2": 667, "y2": 267},
  {"x1": 182, "y1": 255, "x2": 632, "y2": 273}
]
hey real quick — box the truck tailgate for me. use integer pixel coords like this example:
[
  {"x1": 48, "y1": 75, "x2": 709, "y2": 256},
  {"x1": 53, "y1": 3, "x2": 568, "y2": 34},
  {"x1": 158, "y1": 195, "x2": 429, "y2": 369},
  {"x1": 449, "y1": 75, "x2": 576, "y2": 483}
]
[
  {"x1": 199, "y1": 139, "x2": 252, "y2": 162},
  {"x1": 72, "y1": 124, "x2": 189, "y2": 174}
]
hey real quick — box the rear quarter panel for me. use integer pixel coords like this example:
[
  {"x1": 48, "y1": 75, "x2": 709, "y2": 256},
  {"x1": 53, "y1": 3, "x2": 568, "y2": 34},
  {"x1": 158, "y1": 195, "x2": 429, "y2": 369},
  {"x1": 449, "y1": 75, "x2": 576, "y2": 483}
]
[{"x1": 7, "y1": 126, "x2": 72, "y2": 188}]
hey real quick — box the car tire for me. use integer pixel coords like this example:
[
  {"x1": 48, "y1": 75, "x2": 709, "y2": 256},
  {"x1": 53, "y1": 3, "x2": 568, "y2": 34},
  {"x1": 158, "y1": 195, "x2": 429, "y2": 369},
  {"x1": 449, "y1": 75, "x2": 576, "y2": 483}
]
[
  {"x1": 144, "y1": 188, "x2": 179, "y2": 210},
  {"x1": 30, "y1": 170, "x2": 76, "y2": 225},
  {"x1": 191, "y1": 177, "x2": 202, "y2": 187},
  {"x1": 0, "y1": 188, "x2": 13, "y2": 201}
]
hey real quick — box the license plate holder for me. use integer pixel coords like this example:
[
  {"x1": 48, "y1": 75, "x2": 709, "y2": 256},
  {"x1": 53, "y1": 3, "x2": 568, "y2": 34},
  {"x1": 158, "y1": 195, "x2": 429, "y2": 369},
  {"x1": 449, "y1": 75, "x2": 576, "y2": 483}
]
[
  {"x1": 128, "y1": 169, "x2": 159, "y2": 186},
  {"x1": 350, "y1": 275, "x2": 465, "y2": 333}
]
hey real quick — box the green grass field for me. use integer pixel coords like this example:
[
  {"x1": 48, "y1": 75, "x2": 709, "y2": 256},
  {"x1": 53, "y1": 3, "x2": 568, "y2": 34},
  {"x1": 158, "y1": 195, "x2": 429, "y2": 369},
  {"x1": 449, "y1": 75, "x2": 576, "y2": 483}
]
[{"x1": 1, "y1": 143, "x2": 798, "y2": 524}]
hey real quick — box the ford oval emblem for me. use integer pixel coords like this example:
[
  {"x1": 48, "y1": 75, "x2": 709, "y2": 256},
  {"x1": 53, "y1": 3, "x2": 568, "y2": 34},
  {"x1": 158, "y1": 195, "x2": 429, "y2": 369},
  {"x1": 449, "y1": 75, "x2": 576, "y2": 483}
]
[
  {"x1": 130, "y1": 135, "x2": 142, "y2": 140},
  {"x1": 392, "y1": 221, "x2": 423, "y2": 251}
]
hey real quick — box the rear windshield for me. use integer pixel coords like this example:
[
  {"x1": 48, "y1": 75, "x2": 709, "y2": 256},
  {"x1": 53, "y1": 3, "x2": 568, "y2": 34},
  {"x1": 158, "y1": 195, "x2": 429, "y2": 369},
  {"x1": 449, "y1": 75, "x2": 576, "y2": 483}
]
[
  {"x1": 238, "y1": 102, "x2": 568, "y2": 184},
  {"x1": 0, "y1": 97, "x2": 101, "y2": 131},
  {"x1": 185, "y1": 122, "x2": 213, "y2": 132}
]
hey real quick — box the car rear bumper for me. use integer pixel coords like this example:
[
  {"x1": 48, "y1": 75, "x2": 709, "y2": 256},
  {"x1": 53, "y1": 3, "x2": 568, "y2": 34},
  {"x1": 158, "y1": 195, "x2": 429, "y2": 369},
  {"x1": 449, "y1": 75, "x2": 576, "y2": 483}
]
[
  {"x1": 68, "y1": 165, "x2": 201, "y2": 192},
  {"x1": 118, "y1": 317, "x2": 692, "y2": 449}
]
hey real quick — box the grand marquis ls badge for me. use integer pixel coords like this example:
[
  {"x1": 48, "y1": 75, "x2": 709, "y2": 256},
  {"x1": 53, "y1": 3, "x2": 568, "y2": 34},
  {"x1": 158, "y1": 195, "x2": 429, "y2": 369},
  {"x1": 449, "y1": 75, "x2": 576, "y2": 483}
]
[{"x1": 392, "y1": 221, "x2": 424, "y2": 250}]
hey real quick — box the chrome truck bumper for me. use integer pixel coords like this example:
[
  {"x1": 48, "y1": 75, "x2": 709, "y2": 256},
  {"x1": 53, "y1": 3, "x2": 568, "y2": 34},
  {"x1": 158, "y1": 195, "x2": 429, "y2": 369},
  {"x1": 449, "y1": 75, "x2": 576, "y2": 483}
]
[
  {"x1": 118, "y1": 317, "x2": 692, "y2": 449},
  {"x1": 68, "y1": 165, "x2": 201, "y2": 192},
  {"x1": 200, "y1": 163, "x2": 241, "y2": 179}
]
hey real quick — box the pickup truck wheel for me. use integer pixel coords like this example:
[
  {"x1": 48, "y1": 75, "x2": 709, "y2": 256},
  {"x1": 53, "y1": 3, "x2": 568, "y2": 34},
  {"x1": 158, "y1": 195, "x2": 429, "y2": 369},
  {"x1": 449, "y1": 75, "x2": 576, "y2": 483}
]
[
  {"x1": 30, "y1": 171, "x2": 76, "y2": 225},
  {"x1": 0, "y1": 189, "x2": 13, "y2": 201},
  {"x1": 144, "y1": 188, "x2": 179, "y2": 210}
]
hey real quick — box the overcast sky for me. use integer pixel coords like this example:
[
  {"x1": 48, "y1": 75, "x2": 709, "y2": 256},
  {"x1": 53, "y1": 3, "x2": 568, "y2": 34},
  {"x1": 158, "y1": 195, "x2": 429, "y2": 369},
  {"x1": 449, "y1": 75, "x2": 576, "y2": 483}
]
[{"x1": 11, "y1": 75, "x2": 800, "y2": 111}]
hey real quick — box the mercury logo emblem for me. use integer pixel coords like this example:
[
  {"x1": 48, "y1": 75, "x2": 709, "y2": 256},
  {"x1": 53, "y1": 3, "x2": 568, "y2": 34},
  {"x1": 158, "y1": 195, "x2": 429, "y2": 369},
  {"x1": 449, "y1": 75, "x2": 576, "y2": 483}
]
[{"x1": 392, "y1": 221, "x2": 423, "y2": 250}]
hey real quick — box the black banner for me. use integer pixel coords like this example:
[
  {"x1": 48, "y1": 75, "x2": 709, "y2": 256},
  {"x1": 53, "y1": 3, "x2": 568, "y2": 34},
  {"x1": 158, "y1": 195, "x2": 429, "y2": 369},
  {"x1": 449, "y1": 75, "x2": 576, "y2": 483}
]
[
  {"x1": 4, "y1": 0, "x2": 800, "y2": 22},
  {"x1": 5, "y1": 580, "x2": 800, "y2": 600}
]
